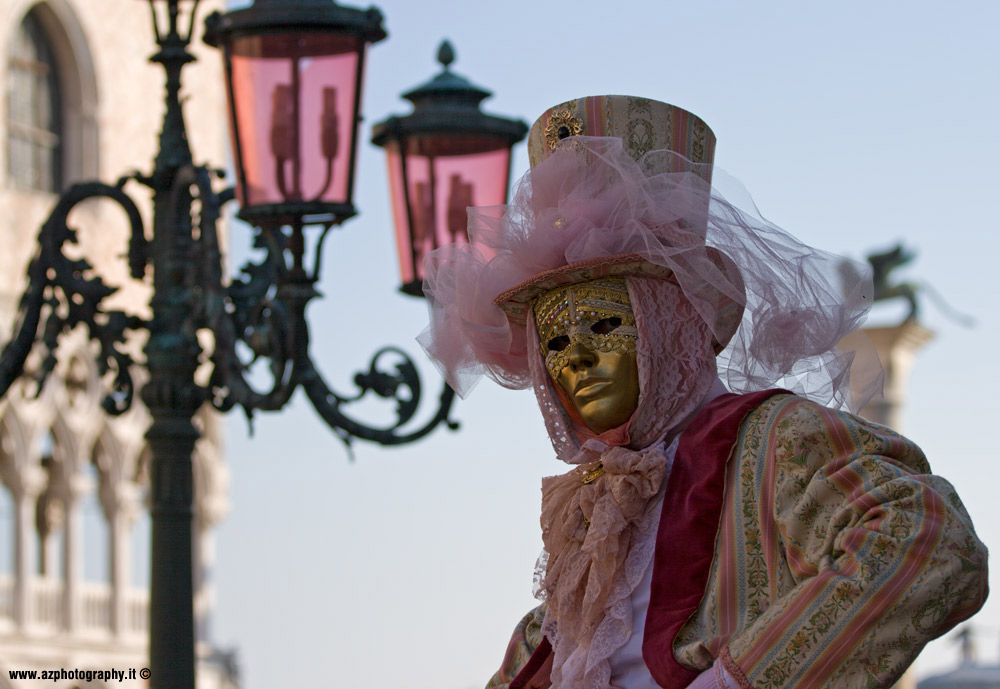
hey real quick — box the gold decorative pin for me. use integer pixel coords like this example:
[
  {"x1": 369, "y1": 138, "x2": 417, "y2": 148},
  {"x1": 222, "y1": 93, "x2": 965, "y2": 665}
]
[
  {"x1": 581, "y1": 462, "x2": 605, "y2": 484},
  {"x1": 543, "y1": 109, "x2": 584, "y2": 150}
]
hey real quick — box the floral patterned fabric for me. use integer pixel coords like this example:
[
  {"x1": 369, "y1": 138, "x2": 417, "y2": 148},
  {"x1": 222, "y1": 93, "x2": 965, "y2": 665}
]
[
  {"x1": 486, "y1": 394, "x2": 988, "y2": 689},
  {"x1": 487, "y1": 605, "x2": 548, "y2": 689},
  {"x1": 676, "y1": 393, "x2": 988, "y2": 689}
]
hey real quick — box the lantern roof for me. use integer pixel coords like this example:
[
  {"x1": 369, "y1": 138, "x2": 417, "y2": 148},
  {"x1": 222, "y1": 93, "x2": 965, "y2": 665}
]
[
  {"x1": 203, "y1": 0, "x2": 387, "y2": 47},
  {"x1": 372, "y1": 40, "x2": 528, "y2": 146},
  {"x1": 401, "y1": 41, "x2": 490, "y2": 106}
]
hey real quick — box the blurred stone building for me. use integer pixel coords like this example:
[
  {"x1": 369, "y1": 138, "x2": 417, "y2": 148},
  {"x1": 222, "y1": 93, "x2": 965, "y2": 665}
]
[
  {"x1": 0, "y1": 1, "x2": 234, "y2": 687},
  {"x1": 918, "y1": 627, "x2": 1000, "y2": 689}
]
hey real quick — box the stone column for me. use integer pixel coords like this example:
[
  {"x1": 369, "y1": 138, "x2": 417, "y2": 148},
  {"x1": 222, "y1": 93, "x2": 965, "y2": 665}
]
[
  {"x1": 111, "y1": 482, "x2": 139, "y2": 637},
  {"x1": 194, "y1": 518, "x2": 214, "y2": 644},
  {"x1": 12, "y1": 465, "x2": 44, "y2": 629},
  {"x1": 191, "y1": 431, "x2": 228, "y2": 650},
  {"x1": 39, "y1": 511, "x2": 60, "y2": 578},
  {"x1": 62, "y1": 471, "x2": 92, "y2": 632}
]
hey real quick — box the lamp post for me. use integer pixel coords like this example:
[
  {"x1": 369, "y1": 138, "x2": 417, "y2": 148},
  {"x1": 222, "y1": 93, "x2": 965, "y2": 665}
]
[
  {"x1": 0, "y1": 1, "x2": 467, "y2": 688},
  {"x1": 372, "y1": 41, "x2": 528, "y2": 296}
]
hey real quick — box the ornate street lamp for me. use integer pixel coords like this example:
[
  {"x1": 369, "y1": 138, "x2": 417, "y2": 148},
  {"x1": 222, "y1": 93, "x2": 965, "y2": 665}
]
[
  {"x1": 0, "y1": 2, "x2": 468, "y2": 689},
  {"x1": 372, "y1": 41, "x2": 528, "y2": 296}
]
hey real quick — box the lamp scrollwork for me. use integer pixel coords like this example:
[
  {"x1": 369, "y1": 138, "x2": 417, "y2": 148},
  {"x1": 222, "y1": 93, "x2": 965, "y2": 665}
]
[{"x1": 0, "y1": 161, "x2": 459, "y2": 448}]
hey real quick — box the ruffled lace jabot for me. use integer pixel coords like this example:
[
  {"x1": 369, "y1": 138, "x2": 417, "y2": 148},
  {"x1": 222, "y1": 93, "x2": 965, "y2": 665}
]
[{"x1": 538, "y1": 438, "x2": 672, "y2": 689}]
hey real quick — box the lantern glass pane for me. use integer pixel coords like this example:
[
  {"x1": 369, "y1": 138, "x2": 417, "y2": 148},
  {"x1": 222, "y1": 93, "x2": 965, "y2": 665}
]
[
  {"x1": 384, "y1": 141, "x2": 414, "y2": 286},
  {"x1": 226, "y1": 32, "x2": 363, "y2": 209},
  {"x1": 386, "y1": 135, "x2": 511, "y2": 287}
]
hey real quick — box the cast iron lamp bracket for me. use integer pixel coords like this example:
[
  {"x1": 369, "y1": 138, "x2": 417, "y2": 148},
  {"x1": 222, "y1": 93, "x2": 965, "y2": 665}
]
[
  {"x1": 0, "y1": 179, "x2": 146, "y2": 415},
  {"x1": 0, "y1": 162, "x2": 459, "y2": 449}
]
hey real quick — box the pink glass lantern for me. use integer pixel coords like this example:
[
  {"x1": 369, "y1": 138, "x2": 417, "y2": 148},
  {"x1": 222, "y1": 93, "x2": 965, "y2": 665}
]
[
  {"x1": 372, "y1": 42, "x2": 527, "y2": 296},
  {"x1": 205, "y1": 0, "x2": 386, "y2": 226}
]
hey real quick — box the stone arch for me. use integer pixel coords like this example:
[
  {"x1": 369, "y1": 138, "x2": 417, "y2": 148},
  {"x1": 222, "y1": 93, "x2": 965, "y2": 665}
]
[
  {"x1": 41, "y1": 413, "x2": 78, "y2": 485},
  {"x1": 89, "y1": 428, "x2": 122, "y2": 515},
  {"x1": 0, "y1": 407, "x2": 29, "y2": 485},
  {"x1": 6, "y1": 0, "x2": 99, "y2": 185},
  {"x1": 58, "y1": 343, "x2": 104, "y2": 423}
]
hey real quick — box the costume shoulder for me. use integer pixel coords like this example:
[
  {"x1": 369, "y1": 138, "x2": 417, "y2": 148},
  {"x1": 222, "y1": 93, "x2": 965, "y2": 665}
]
[
  {"x1": 745, "y1": 392, "x2": 931, "y2": 475},
  {"x1": 721, "y1": 393, "x2": 988, "y2": 689},
  {"x1": 486, "y1": 604, "x2": 548, "y2": 689}
]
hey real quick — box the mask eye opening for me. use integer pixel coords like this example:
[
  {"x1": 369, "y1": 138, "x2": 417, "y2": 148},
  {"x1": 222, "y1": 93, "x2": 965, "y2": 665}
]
[
  {"x1": 591, "y1": 317, "x2": 622, "y2": 335},
  {"x1": 547, "y1": 335, "x2": 570, "y2": 352}
]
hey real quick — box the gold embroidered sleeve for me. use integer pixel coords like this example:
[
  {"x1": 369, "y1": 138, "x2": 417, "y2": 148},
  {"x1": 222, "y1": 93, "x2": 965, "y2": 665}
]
[{"x1": 723, "y1": 397, "x2": 988, "y2": 689}]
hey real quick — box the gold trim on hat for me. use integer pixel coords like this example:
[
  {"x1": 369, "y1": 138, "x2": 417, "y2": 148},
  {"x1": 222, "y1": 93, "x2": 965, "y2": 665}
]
[{"x1": 543, "y1": 109, "x2": 584, "y2": 150}]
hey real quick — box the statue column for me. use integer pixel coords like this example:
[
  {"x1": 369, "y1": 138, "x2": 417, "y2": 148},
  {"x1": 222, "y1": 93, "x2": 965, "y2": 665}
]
[{"x1": 853, "y1": 322, "x2": 935, "y2": 429}]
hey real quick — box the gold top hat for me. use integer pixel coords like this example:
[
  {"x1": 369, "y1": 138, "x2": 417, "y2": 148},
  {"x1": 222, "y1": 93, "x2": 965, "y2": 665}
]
[
  {"x1": 493, "y1": 95, "x2": 743, "y2": 353},
  {"x1": 527, "y1": 95, "x2": 716, "y2": 182}
]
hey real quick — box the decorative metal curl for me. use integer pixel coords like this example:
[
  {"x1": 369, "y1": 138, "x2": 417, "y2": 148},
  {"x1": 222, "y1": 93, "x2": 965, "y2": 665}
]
[
  {"x1": 0, "y1": 181, "x2": 146, "y2": 414},
  {"x1": 211, "y1": 227, "x2": 460, "y2": 446},
  {"x1": 300, "y1": 349, "x2": 459, "y2": 449},
  {"x1": 164, "y1": 162, "x2": 459, "y2": 445}
]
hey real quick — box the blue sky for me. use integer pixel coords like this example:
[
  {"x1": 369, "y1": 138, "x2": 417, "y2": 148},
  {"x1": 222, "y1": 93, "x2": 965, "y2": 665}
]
[{"x1": 212, "y1": 2, "x2": 1000, "y2": 688}]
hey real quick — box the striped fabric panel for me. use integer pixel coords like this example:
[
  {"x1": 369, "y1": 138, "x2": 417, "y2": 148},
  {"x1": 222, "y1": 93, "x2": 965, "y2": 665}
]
[
  {"x1": 586, "y1": 96, "x2": 608, "y2": 138},
  {"x1": 676, "y1": 395, "x2": 988, "y2": 689}
]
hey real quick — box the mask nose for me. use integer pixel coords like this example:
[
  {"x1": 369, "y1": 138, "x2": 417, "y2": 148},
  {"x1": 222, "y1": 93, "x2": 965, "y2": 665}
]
[{"x1": 566, "y1": 341, "x2": 597, "y2": 373}]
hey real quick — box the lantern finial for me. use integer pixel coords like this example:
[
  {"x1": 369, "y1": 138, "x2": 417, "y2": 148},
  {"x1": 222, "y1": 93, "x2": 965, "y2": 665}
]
[{"x1": 437, "y1": 40, "x2": 455, "y2": 71}]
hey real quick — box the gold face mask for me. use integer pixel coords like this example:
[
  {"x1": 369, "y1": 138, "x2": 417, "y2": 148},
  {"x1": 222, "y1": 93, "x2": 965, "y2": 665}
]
[{"x1": 533, "y1": 277, "x2": 640, "y2": 434}]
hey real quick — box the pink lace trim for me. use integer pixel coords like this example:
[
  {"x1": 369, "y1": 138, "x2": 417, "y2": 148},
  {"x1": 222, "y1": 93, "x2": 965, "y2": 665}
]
[
  {"x1": 720, "y1": 647, "x2": 755, "y2": 689},
  {"x1": 538, "y1": 446, "x2": 666, "y2": 689}
]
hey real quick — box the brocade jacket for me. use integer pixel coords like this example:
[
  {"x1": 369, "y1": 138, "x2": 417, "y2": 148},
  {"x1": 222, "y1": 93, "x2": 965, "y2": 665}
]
[{"x1": 487, "y1": 391, "x2": 988, "y2": 689}]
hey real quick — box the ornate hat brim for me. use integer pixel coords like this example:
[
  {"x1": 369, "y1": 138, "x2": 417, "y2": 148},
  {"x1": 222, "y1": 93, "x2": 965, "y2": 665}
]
[{"x1": 494, "y1": 250, "x2": 744, "y2": 353}]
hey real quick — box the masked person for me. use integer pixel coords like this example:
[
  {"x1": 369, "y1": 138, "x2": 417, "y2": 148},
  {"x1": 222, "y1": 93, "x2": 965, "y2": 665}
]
[{"x1": 419, "y1": 96, "x2": 988, "y2": 689}]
